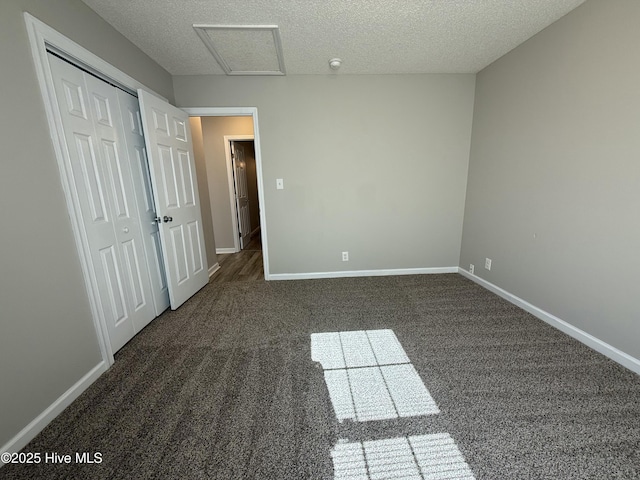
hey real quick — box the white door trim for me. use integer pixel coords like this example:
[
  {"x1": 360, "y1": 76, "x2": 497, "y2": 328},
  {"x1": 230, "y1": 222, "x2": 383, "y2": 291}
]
[
  {"x1": 224, "y1": 135, "x2": 255, "y2": 253},
  {"x1": 182, "y1": 108, "x2": 270, "y2": 280},
  {"x1": 24, "y1": 13, "x2": 169, "y2": 367}
]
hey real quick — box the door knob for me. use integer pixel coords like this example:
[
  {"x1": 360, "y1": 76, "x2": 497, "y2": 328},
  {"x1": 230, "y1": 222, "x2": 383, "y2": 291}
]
[
  {"x1": 123, "y1": 227, "x2": 129, "y2": 233},
  {"x1": 163, "y1": 216, "x2": 173, "y2": 223}
]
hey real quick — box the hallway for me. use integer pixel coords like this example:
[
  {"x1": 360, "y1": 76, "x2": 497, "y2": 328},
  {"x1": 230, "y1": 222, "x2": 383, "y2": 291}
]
[{"x1": 210, "y1": 234, "x2": 263, "y2": 283}]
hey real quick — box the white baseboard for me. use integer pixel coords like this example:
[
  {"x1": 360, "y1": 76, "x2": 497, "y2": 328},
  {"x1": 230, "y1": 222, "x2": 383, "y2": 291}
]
[
  {"x1": 458, "y1": 268, "x2": 640, "y2": 375},
  {"x1": 208, "y1": 263, "x2": 220, "y2": 278},
  {"x1": 269, "y1": 266, "x2": 458, "y2": 281},
  {"x1": 1, "y1": 361, "x2": 108, "y2": 462},
  {"x1": 215, "y1": 247, "x2": 236, "y2": 254}
]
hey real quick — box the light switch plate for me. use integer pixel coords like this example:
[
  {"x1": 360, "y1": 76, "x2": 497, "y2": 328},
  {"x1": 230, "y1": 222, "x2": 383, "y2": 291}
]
[{"x1": 276, "y1": 178, "x2": 284, "y2": 190}]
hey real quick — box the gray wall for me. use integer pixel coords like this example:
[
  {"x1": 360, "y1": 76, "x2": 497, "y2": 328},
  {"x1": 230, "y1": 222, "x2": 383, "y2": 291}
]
[
  {"x1": 189, "y1": 117, "x2": 217, "y2": 268},
  {"x1": 460, "y1": 0, "x2": 640, "y2": 360},
  {"x1": 0, "y1": 0, "x2": 173, "y2": 448},
  {"x1": 174, "y1": 75, "x2": 476, "y2": 274},
  {"x1": 200, "y1": 116, "x2": 255, "y2": 250}
]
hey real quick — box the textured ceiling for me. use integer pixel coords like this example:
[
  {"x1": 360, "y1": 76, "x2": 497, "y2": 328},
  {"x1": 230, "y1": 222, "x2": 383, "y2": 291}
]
[{"x1": 81, "y1": 0, "x2": 587, "y2": 75}]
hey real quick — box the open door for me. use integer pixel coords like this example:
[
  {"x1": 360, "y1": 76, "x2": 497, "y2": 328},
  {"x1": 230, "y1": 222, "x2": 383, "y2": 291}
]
[
  {"x1": 231, "y1": 141, "x2": 252, "y2": 249},
  {"x1": 138, "y1": 90, "x2": 208, "y2": 309}
]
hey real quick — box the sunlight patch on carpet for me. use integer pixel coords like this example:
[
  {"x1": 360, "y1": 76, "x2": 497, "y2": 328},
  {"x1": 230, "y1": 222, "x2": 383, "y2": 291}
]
[
  {"x1": 332, "y1": 433, "x2": 476, "y2": 480},
  {"x1": 311, "y1": 329, "x2": 439, "y2": 422}
]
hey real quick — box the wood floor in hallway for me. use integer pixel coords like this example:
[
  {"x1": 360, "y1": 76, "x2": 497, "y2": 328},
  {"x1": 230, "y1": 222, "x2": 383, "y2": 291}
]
[{"x1": 210, "y1": 233, "x2": 263, "y2": 283}]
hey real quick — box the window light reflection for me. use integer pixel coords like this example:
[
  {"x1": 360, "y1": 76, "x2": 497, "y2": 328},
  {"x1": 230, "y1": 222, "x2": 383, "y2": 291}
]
[
  {"x1": 311, "y1": 330, "x2": 440, "y2": 422},
  {"x1": 332, "y1": 434, "x2": 476, "y2": 480}
]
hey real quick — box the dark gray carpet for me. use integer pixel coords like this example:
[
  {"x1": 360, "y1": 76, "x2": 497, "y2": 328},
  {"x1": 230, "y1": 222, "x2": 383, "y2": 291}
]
[{"x1": 3, "y1": 274, "x2": 639, "y2": 479}]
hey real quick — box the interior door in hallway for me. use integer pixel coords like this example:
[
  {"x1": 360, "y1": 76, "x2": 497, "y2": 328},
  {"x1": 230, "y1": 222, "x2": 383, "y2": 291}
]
[
  {"x1": 231, "y1": 141, "x2": 251, "y2": 250},
  {"x1": 138, "y1": 90, "x2": 208, "y2": 309},
  {"x1": 49, "y1": 55, "x2": 156, "y2": 352}
]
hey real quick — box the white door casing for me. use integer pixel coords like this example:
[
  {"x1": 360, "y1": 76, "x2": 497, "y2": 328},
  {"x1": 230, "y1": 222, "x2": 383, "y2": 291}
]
[
  {"x1": 49, "y1": 55, "x2": 156, "y2": 352},
  {"x1": 25, "y1": 12, "x2": 176, "y2": 366},
  {"x1": 117, "y1": 90, "x2": 170, "y2": 316},
  {"x1": 138, "y1": 90, "x2": 209, "y2": 309},
  {"x1": 232, "y1": 141, "x2": 252, "y2": 249}
]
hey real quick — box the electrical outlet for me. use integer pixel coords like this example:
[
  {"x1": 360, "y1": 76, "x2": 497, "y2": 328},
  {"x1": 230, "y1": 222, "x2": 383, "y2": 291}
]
[
  {"x1": 469, "y1": 264, "x2": 474, "y2": 275},
  {"x1": 342, "y1": 251, "x2": 349, "y2": 262},
  {"x1": 485, "y1": 258, "x2": 492, "y2": 270}
]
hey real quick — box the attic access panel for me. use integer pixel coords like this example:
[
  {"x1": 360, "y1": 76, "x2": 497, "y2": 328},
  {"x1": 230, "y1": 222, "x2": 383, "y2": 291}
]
[{"x1": 193, "y1": 24, "x2": 286, "y2": 75}]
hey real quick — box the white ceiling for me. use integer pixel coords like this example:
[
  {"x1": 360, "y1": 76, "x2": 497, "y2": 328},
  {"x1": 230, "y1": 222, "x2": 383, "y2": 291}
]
[{"x1": 81, "y1": 0, "x2": 587, "y2": 75}]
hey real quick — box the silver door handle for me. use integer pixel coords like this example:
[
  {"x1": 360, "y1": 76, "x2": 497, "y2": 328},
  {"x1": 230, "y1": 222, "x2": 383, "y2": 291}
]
[{"x1": 123, "y1": 227, "x2": 129, "y2": 233}]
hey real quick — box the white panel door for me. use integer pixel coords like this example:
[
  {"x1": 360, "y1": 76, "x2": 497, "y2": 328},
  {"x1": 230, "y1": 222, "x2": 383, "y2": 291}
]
[
  {"x1": 85, "y1": 75, "x2": 157, "y2": 334},
  {"x1": 137, "y1": 90, "x2": 208, "y2": 309},
  {"x1": 117, "y1": 90, "x2": 170, "y2": 316},
  {"x1": 49, "y1": 55, "x2": 156, "y2": 352},
  {"x1": 232, "y1": 142, "x2": 252, "y2": 249}
]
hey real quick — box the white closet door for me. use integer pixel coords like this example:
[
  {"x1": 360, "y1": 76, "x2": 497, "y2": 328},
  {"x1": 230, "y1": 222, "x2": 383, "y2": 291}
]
[
  {"x1": 84, "y1": 74, "x2": 157, "y2": 334},
  {"x1": 138, "y1": 90, "x2": 208, "y2": 309},
  {"x1": 117, "y1": 90, "x2": 170, "y2": 316},
  {"x1": 49, "y1": 55, "x2": 155, "y2": 352}
]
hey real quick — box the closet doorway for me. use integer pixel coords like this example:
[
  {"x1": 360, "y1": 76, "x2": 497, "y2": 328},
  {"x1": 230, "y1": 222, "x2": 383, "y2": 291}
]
[
  {"x1": 48, "y1": 51, "x2": 208, "y2": 352},
  {"x1": 48, "y1": 54, "x2": 166, "y2": 352},
  {"x1": 36, "y1": 37, "x2": 209, "y2": 358},
  {"x1": 28, "y1": 17, "x2": 268, "y2": 364}
]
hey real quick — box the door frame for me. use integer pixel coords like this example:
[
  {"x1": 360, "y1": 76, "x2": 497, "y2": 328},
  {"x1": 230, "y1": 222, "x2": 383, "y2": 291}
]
[
  {"x1": 25, "y1": 13, "x2": 170, "y2": 367},
  {"x1": 183, "y1": 108, "x2": 270, "y2": 280},
  {"x1": 224, "y1": 135, "x2": 254, "y2": 252}
]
